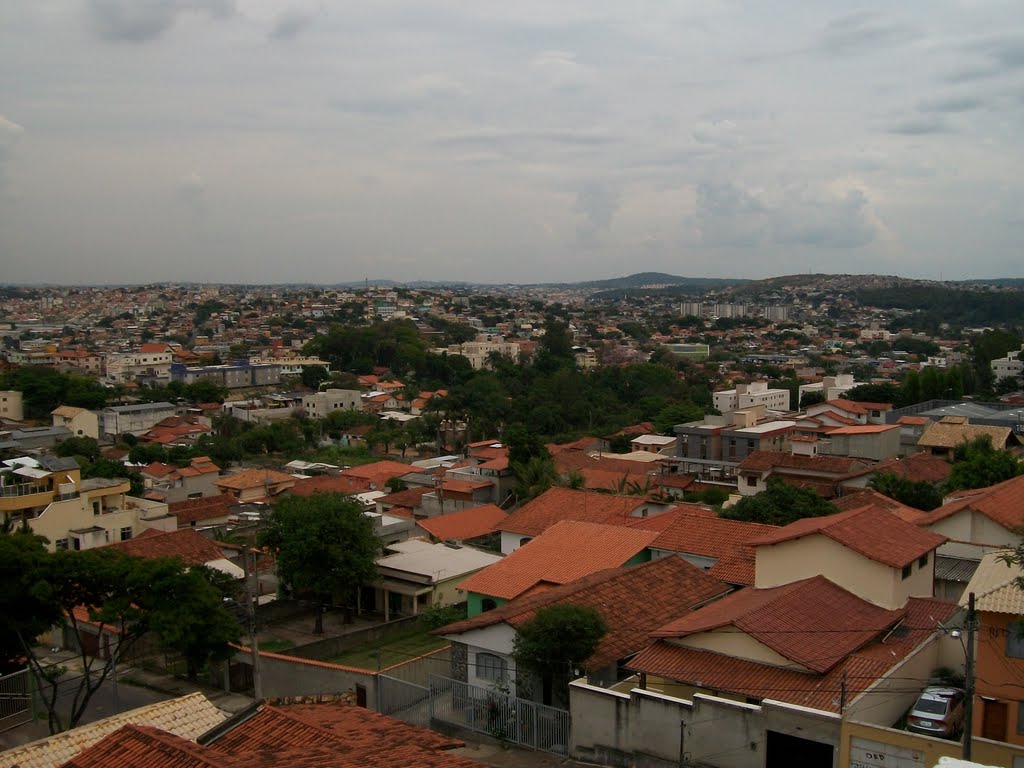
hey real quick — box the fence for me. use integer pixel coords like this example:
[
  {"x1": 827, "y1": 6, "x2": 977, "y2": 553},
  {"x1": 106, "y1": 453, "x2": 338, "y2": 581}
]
[
  {"x1": 428, "y1": 674, "x2": 570, "y2": 756},
  {"x1": 377, "y1": 675, "x2": 430, "y2": 727},
  {"x1": 0, "y1": 668, "x2": 32, "y2": 733}
]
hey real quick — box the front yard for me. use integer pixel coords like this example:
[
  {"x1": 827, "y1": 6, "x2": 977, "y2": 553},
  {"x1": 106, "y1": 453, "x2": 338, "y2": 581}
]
[{"x1": 326, "y1": 625, "x2": 449, "y2": 669}]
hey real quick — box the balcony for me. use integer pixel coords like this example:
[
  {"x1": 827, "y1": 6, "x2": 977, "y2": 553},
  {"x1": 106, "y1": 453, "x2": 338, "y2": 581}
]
[{"x1": 0, "y1": 483, "x2": 48, "y2": 498}]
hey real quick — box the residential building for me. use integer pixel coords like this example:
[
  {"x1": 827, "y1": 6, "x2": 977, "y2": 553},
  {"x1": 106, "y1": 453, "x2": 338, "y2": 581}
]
[
  {"x1": 168, "y1": 493, "x2": 236, "y2": 529},
  {"x1": 960, "y1": 550, "x2": 1024, "y2": 746},
  {"x1": 435, "y1": 335, "x2": 520, "y2": 370},
  {"x1": 992, "y1": 346, "x2": 1024, "y2": 383},
  {"x1": 797, "y1": 374, "x2": 858, "y2": 404},
  {"x1": 440, "y1": 556, "x2": 731, "y2": 703},
  {"x1": 302, "y1": 388, "x2": 362, "y2": 417},
  {"x1": 105, "y1": 343, "x2": 174, "y2": 384},
  {"x1": 371, "y1": 538, "x2": 502, "y2": 620},
  {"x1": 249, "y1": 355, "x2": 331, "y2": 377},
  {"x1": 170, "y1": 360, "x2": 282, "y2": 388},
  {"x1": 109, "y1": 527, "x2": 243, "y2": 578},
  {"x1": 0, "y1": 390, "x2": 23, "y2": 421},
  {"x1": 100, "y1": 402, "x2": 177, "y2": 439},
  {"x1": 50, "y1": 405, "x2": 100, "y2": 440},
  {"x1": 0, "y1": 425, "x2": 72, "y2": 452},
  {"x1": 139, "y1": 456, "x2": 220, "y2": 504},
  {"x1": 917, "y1": 416, "x2": 1016, "y2": 459},
  {"x1": 214, "y1": 467, "x2": 296, "y2": 503},
  {"x1": 713, "y1": 381, "x2": 791, "y2": 414},
  {"x1": 1, "y1": 455, "x2": 174, "y2": 551},
  {"x1": 459, "y1": 520, "x2": 659, "y2": 615}
]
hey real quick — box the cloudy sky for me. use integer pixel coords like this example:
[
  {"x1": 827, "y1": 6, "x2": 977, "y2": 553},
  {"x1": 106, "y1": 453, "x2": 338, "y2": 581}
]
[{"x1": 1, "y1": 1, "x2": 1022, "y2": 285}]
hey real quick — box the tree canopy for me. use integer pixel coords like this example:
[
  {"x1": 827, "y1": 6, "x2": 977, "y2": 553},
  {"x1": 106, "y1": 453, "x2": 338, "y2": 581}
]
[
  {"x1": 868, "y1": 472, "x2": 944, "y2": 511},
  {"x1": 720, "y1": 479, "x2": 839, "y2": 526},
  {"x1": 947, "y1": 435, "x2": 1023, "y2": 492},
  {"x1": 0, "y1": 532, "x2": 240, "y2": 732},
  {"x1": 258, "y1": 492, "x2": 381, "y2": 633},
  {"x1": 513, "y1": 604, "x2": 607, "y2": 707}
]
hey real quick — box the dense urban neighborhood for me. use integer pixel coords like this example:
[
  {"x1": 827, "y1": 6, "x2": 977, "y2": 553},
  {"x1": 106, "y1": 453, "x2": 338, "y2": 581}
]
[{"x1": 2, "y1": 273, "x2": 1024, "y2": 768}]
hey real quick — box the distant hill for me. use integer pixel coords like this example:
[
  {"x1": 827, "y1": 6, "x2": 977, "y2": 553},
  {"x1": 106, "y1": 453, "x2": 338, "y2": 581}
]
[{"x1": 568, "y1": 272, "x2": 749, "y2": 291}]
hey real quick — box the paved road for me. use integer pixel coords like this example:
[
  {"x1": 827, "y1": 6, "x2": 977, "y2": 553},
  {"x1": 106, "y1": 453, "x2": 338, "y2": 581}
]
[{"x1": 0, "y1": 670, "x2": 170, "y2": 750}]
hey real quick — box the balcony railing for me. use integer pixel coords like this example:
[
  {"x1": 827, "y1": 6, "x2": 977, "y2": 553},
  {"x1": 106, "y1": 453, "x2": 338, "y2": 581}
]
[{"x1": 0, "y1": 483, "x2": 49, "y2": 499}]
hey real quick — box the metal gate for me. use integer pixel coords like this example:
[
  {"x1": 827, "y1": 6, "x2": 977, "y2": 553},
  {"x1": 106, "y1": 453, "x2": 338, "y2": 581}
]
[
  {"x1": 377, "y1": 674, "x2": 430, "y2": 727},
  {"x1": 428, "y1": 674, "x2": 570, "y2": 756},
  {"x1": 0, "y1": 669, "x2": 33, "y2": 733}
]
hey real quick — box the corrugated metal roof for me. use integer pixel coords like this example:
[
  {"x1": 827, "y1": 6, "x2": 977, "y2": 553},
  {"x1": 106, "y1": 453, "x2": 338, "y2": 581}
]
[{"x1": 935, "y1": 555, "x2": 980, "y2": 584}]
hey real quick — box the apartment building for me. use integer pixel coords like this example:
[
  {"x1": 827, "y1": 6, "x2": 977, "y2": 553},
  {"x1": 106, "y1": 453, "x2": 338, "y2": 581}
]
[{"x1": 713, "y1": 381, "x2": 791, "y2": 414}]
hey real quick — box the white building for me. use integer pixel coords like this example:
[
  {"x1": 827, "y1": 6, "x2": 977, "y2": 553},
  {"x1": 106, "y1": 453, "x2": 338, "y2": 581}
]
[
  {"x1": 105, "y1": 346, "x2": 174, "y2": 384},
  {"x1": 302, "y1": 389, "x2": 362, "y2": 418},
  {"x1": 797, "y1": 375, "x2": 857, "y2": 405},
  {"x1": 436, "y1": 336, "x2": 520, "y2": 370},
  {"x1": 713, "y1": 381, "x2": 791, "y2": 414},
  {"x1": 992, "y1": 347, "x2": 1023, "y2": 383}
]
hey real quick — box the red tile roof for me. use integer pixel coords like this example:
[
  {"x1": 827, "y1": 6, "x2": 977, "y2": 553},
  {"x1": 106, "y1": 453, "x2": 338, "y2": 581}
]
[
  {"x1": 61, "y1": 701, "x2": 483, "y2": 768},
  {"x1": 108, "y1": 528, "x2": 227, "y2": 566},
  {"x1": 496, "y1": 487, "x2": 653, "y2": 537},
  {"x1": 441, "y1": 556, "x2": 730, "y2": 670},
  {"x1": 832, "y1": 490, "x2": 927, "y2": 523},
  {"x1": 418, "y1": 504, "x2": 508, "y2": 542},
  {"x1": 630, "y1": 596, "x2": 956, "y2": 713},
  {"x1": 650, "y1": 576, "x2": 904, "y2": 673},
  {"x1": 845, "y1": 452, "x2": 952, "y2": 485},
  {"x1": 706, "y1": 546, "x2": 757, "y2": 586},
  {"x1": 750, "y1": 504, "x2": 946, "y2": 568},
  {"x1": 915, "y1": 474, "x2": 1024, "y2": 531},
  {"x1": 375, "y1": 486, "x2": 432, "y2": 508},
  {"x1": 459, "y1": 520, "x2": 660, "y2": 600},
  {"x1": 169, "y1": 494, "x2": 236, "y2": 527},
  {"x1": 288, "y1": 474, "x2": 371, "y2": 497},
  {"x1": 215, "y1": 468, "x2": 295, "y2": 493},
  {"x1": 341, "y1": 461, "x2": 414, "y2": 488},
  {"x1": 825, "y1": 424, "x2": 898, "y2": 435},
  {"x1": 651, "y1": 513, "x2": 778, "y2": 560},
  {"x1": 738, "y1": 450, "x2": 868, "y2": 475}
]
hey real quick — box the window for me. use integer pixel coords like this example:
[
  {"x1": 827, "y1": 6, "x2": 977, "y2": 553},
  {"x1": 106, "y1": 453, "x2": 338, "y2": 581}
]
[
  {"x1": 919, "y1": 553, "x2": 929, "y2": 568},
  {"x1": 120, "y1": 527, "x2": 132, "y2": 541},
  {"x1": 746, "y1": 476, "x2": 757, "y2": 487},
  {"x1": 1007, "y1": 623, "x2": 1024, "y2": 659},
  {"x1": 476, "y1": 652, "x2": 506, "y2": 682},
  {"x1": 901, "y1": 563, "x2": 912, "y2": 580},
  {"x1": 72, "y1": 538, "x2": 81, "y2": 551},
  {"x1": 55, "y1": 538, "x2": 69, "y2": 551},
  {"x1": 481, "y1": 598, "x2": 498, "y2": 613},
  {"x1": 1018, "y1": 702, "x2": 1024, "y2": 735}
]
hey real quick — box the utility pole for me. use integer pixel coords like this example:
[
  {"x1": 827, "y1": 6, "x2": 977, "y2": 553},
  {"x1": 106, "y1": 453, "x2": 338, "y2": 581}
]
[
  {"x1": 242, "y1": 548, "x2": 264, "y2": 700},
  {"x1": 963, "y1": 591, "x2": 976, "y2": 761}
]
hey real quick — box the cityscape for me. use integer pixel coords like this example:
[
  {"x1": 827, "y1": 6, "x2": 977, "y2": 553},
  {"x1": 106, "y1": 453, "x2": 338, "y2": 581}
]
[{"x1": 2, "y1": 0, "x2": 1024, "y2": 766}]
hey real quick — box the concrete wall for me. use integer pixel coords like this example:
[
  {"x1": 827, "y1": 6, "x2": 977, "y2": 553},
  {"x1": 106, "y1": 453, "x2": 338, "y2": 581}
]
[
  {"x1": 840, "y1": 719, "x2": 1024, "y2": 768},
  {"x1": 285, "y1": 615, "x2": 421, "y2": 661},
  {"x1": 674, "y1": 628, "x2": 796, "y2": 668},
  {"x1": 570, "y1": 680, "x2": 842, "y2": 768},
  {"x1": 846, "y1": 635, "x2": 943, "y2": 727},
  {"x1": 928, "y1": 510, "x2": 1020, "y2": 560},
  {"x1": 242, "y1": 649, "x2": 377, "y2": 703}
]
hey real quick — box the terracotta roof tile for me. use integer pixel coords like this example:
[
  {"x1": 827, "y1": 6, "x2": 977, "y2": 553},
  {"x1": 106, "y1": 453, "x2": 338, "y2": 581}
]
[
  {"x1": 750, "y1": 505, "x2": 946, "y2": 568},
  {"x1": 651, "y1": 576, "x2": 906, "y2": 673},
  {"x1": 108, "y1": 528, "x2": 227, "y2": 566},
  {"x1": 215, "y1": 468, "x2": 295, "y2": 493},
  {"x1": 441, "y1": 556, "x2": 730, "y2": 670},
  {"x1": 630, "y1": 596, "x2": 956, "y2": 712},
  {"x1": 917, "y1": 421, "x2": 1013, "y2": 450},
  {"x1": 60, "y1": 724, "x2": 224, "y2": 768},
  {"x1": 496, "y1": 487, "x2": 656, "y2": 537},
  {"x1": 288, "y1": 474, "x2": 370, "y2": 497},
  {"x1": 341, "y1": 461, "x2": 415, "y2": 488},
  {"x1": 2, "y1": 693, "x2": 226, "y2": 768},
  {"x1": 738, "y1": 450, "x2": 868, "y2": 475},
  {"x1": 169, "y1": 494, "x2": 236, "y2": 526},
  {"x1": 832, "y1": 490, "x2": 927, "y2": 523},
  {"x1": 916, "y1": 474, "x2": 1024, "y2": 531},
  {"x1": 375, "y1": 486, "x2": 432, "y2": 507},
  {"x1": 418, "y1": 504, "x2": 508, "y2": 541},
  {"x1": 652, "y1": 513, "x2": 778, "y2": 560},
  {"x1": 459, "y1": 520, "x2": 660, "y2": 600}
]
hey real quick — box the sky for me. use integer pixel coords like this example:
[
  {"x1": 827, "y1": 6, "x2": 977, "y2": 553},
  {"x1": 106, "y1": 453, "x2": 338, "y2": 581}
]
[{"x1": 1, "y1": 1, "x2": 1023, "y2": 285}]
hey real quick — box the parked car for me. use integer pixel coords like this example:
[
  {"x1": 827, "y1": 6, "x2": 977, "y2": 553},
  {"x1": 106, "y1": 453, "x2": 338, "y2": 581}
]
[{"x1": 906, "y1": 687, "x2": 966, "y2": 738}]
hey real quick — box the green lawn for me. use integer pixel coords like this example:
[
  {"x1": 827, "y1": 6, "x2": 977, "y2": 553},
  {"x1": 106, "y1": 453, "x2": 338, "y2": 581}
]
[
  {"x1": 327, "y1": 626, "x2": 449, "y2": 670},
  {"x1": 258, "y1": 638, "x2": 295, "y2": 653}
]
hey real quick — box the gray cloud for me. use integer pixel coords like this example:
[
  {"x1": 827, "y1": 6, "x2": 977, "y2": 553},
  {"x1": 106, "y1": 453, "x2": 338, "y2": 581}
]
[
  {"x1": 574, "y1": 183, "x2": 618, "y2": 245},
  {"x1": 819, "y1": 11, "x2": 919, "y2": 57},
  {"x1": 946, "y1": 34, "x2": 1024, "y2": 82},
  {"x1": 888, "y1": 115, "x2": 948, "y2": 135},
  {"x1": 773, "y1": 190, "x2": 875, "y2": 249},
  {"x1": 88, "y1": 0, "x2": 234, "y2": 42},
  {"x1": 0, "y1": 115, "x2": 25, "y2": 192},
  {"x1": 918, "y1": 95, "x2": 984, "y2": 114},
  {"x1": 269, "y1": 8, "x2": 318, "y2": 41},
  {"x1": 430, "y1": 130, "x2": 618, "y2": 152}
]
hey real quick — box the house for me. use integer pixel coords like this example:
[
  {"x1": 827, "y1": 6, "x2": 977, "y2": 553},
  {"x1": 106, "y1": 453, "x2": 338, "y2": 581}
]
[
  {"x1": 1, "y1": 455, "x2": 174, "y2": 551},
  {"x1": 917, "y1": 416, "x2": 1016, "y2": 460},
  {"x1": 439, "y1": 556, "x2": 731, "y2": 702},
  {"x1": 100, "y1": 402, "x2": 177, "y2": 440},
  {"x1": 736, "y1": 450, "x2": 870, "y2": 498},
  {"x1": 214, "y1": 468, "x2": 296, "y2": 503},
  {"x1": 713, "y1": 381, "x2": 791, "y2": 414},
  {"x1": 341, "y1": 460, "x2": 415, "y2": 491},
  {"x1": 0, "y1": 425, "x2": 72, "y2": 452},
  {"x1": 168, "y1": 493, "x2": 236, "y2": 529},
  {"x1": 0, "y1": 692, "x2": 227, "y2": 768},
  {"x1": 136, "y1": 415, "x2": 211, "y2": 447},
  {"x1": 416, "y1": 503, "x2": 508, "y2": 548},
  {"x1": 302, "y1": 388, "x2": 362, "y2": 418},
  {"x1": 915, "y1": 475, "x2": 1024, "y2": 562},
  {"x1": 371, "y1": 539, "x2": 502, "y2": 621},
  {"x1": 805, "y1": 398, "x2": 892, "y2": 426},
  {"x1": 458, "y1": 520, "x2": 659, "y2": 615},
  {"x1": 820, "y1": 423, "x2": 901, "y2": 461},
  {"x1": 50, "y1": 405, "x2": 100, "y2": 440},
  {"x1": 750, "y1": 502, "x2": 947, "y2": 609},
  {"x1": 494, "y1": 487, "x2": 676, "y2": 554},
  {"x1": 108, "y1": 527, "x2": 243, "y2": 578},
  {"x1": 140, "y1": 456, "x2": 220, "y2": 504},
  {"x1": 649, "y1": 512, "x2": 779, "y2": 585},
  {"x1": 960, "y1": 550, "x2": 1024, "y2": 746},
  {"x1": 50, "y1": 698, "x2": 485, "y2": 768},
  {"x1": 0, "y1": 389, "x2": 24, "y2": 421}
]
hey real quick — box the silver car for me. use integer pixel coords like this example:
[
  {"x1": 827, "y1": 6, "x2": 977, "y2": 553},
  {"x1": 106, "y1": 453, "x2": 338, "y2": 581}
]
[{"x1": 906, "y1": 687, "x2": 966, "y2": 738}]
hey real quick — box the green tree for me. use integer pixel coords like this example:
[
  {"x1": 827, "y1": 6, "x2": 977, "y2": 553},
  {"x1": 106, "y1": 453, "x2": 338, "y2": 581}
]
[
  {"x1": 721, "y1": 479, "x2": 838, "y2": 526},
  {"x1": 512, "y1": 455, "x2": 559, "y2": 504},
  {"x1": 868, "y1": 472, "x2": 944, "y2": 511},
  {"x1": 258, "y1": 493, "x2": 381, "y2": 634},
  {"x1": 946, "y1": 436, "x2": 1023, "y2": 492},
  {"x1": 0, "y1": 540, "x2": 240, "y2": 733},
  {"x1": 55, "y1": 437, "x2": 100, "y2": 463},
  {"x1": 513, "y1": 604, "x2": 607, "y2": 706},
  {"x1": 300, "y1": 365, "x2": 331, "y2": 389}
]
